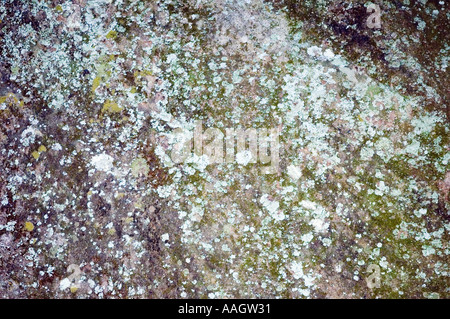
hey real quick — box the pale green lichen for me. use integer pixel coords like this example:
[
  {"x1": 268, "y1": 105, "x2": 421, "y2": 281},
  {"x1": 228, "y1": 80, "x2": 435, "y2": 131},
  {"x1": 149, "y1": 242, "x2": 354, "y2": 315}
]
[{"x1": 131, "y1": 157, "x2": 149, "y2": 178}]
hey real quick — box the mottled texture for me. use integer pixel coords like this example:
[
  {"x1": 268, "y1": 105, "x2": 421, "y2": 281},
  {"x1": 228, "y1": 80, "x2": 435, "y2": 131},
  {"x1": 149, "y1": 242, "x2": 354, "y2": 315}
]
[{"x1": 0, "y1": 0, "x2": 448, "y2": 298}]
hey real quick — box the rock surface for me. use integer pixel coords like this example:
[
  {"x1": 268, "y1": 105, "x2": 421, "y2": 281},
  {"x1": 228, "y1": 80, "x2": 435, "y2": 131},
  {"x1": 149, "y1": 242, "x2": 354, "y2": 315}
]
[{"x1": 0, "y1": 0, "x2": 448, "y2": 298}]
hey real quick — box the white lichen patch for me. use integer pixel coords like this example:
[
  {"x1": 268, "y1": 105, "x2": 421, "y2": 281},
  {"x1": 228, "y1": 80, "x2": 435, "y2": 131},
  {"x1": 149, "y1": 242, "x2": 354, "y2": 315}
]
[
  {"x1": 90, "y1": 153, "x2": 114, "y2": 173},
  {"x1": 260, "y1": 194, "x2": 284, "y2": 221},
  {"x1": 287, "y1": 165, "x2": 302, "y2": 181}
]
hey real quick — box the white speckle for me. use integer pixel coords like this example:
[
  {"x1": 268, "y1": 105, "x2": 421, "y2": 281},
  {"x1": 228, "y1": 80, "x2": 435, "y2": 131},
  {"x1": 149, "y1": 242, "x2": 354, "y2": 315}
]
[
  {"x1": 375, "y1": 181, "x2": 389, "y2": 195},
  {"x1": 186, "y1": 154, "x2": 209, "y2": 172},
  {"x1": 167, "y1": 53, "x2": 178, "y2": 64},
  {"x1": 91, "y1": 153, "x2": 114, "y2": 172},
  {"x1": 290, "y1": 261, "x2": 315, "y2": 287},
  {"x1": 51, "y1": 143, "x2": 63, "y2": 151},
  {"x1": 298, "y1": 288, "x2": 310, "y2": 297},
  {"x1": 300, "y1": 200, "x2": 317, "y2": 210},
  {"x1": 291, "y1": 261, "x2": 304, "y2": 280},
  {"x1": 310, "y1": 218, "x2": 329, "y2": 233},
  {"x1": 157, "y1": 184, "x2": 174, "y2": 198},
  {"x1": 59, "y1": 278, "x2": 71, "y2": 290},
  {"x1": 161, "y1": 233, "x2": 169, "y2": 242},
  {"x1": 422, "y1": 246, "x2": 435, "y2": 257},
  {"x1": 306, "y1": 45, "x2": 322, "y2": 58},
  {"x1": 307, "y1": 46, "x2": 335, "y2": 61},
  {"x1": 301, "y1": 233, "x2": 314, "y2": 244},
  {"x1": 287, "y1": 165, "x2": 302, "y2": 181},
  {"x1": 87, "y1": 279, "x2": 95, "y2": 288},
  {"x1": 379, "y1": 257, "x2": 388, "y2": 268},
  {"x1": 404, "y1": 140, "x2": 421, "y2": 156},
  {"x1": 236, "y1": 150, "x2": 253, "y2": 166},
  {"x1": 360, "y1": 146, "x2": 374, "y2": 161},
  {"x1": 414, "y1": 208, "x2": 427, "y2": 218},
  {"x1": 415, "y1": 18, "x2": 426, "y2": 31},
  {"x1": 375, "y1": 137, "x2": 394, "y2": 162},
  {"x1": 20, "y1": 126, "x2": 41, "y2": 147},
  {"x1": 323, "y1": 48, "x2": 335, "y2": 60},
  {"x1": 260, "y1": 194, "x2": 284, "y2": 221}
]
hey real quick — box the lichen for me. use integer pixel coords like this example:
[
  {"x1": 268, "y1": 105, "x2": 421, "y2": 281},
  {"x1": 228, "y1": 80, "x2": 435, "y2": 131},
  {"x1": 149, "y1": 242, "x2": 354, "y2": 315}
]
[{"x1": 0, "y1": 0, "x2": 448, "y2": 299}]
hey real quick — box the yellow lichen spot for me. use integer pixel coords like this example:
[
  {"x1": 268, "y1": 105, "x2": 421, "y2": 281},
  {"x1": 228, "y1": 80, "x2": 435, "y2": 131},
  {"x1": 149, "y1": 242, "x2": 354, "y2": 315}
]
[
  {"x1": 102, "y1": 99, "x2": 122, "y2": 113},
  {"x1": 70, "y1": 286, "x2": 78, "y2": 293},
  {"x1": 92, "y1": 76, "x2": 101, "y2": 92},
  {"x1": 134, "y1": 199, "x2": 144, "y2": 210},
  {"x1": 107, "y1": 228, "x2": 116, "y2": 235},
  {"x1": 55, "y1": 5, "x2": 63, "y2": 12},
  {"x1": 124, "y1": 217, "x2": 134, "y2": 224},
  {"x1": 32, "y1": 151, "x2": 40, "y2": 160},
  {"x1": 24, "y1": 221, "x2": 34, "y2": 232},
  {"x1": 38, "y1": 145, "x2": 47, "y2": 153},
  {"x1": 106, "y1": 30, "x2": 117, "y2": 40},
  {"x1": 114, "y1": 192, "x2": 125, "y2": 199},
  {"x1": 87, "y1": 190, "x2": 93, "y2": 196},
  {"x1": 0, "y1": 93, "x2": 19, "y2": 105}
]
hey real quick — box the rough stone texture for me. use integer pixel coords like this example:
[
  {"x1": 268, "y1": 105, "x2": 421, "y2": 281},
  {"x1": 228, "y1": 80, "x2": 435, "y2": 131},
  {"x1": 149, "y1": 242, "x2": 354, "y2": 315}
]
[{"x1": 0, "y1": 0, "x2": 448, "y2": 298}]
